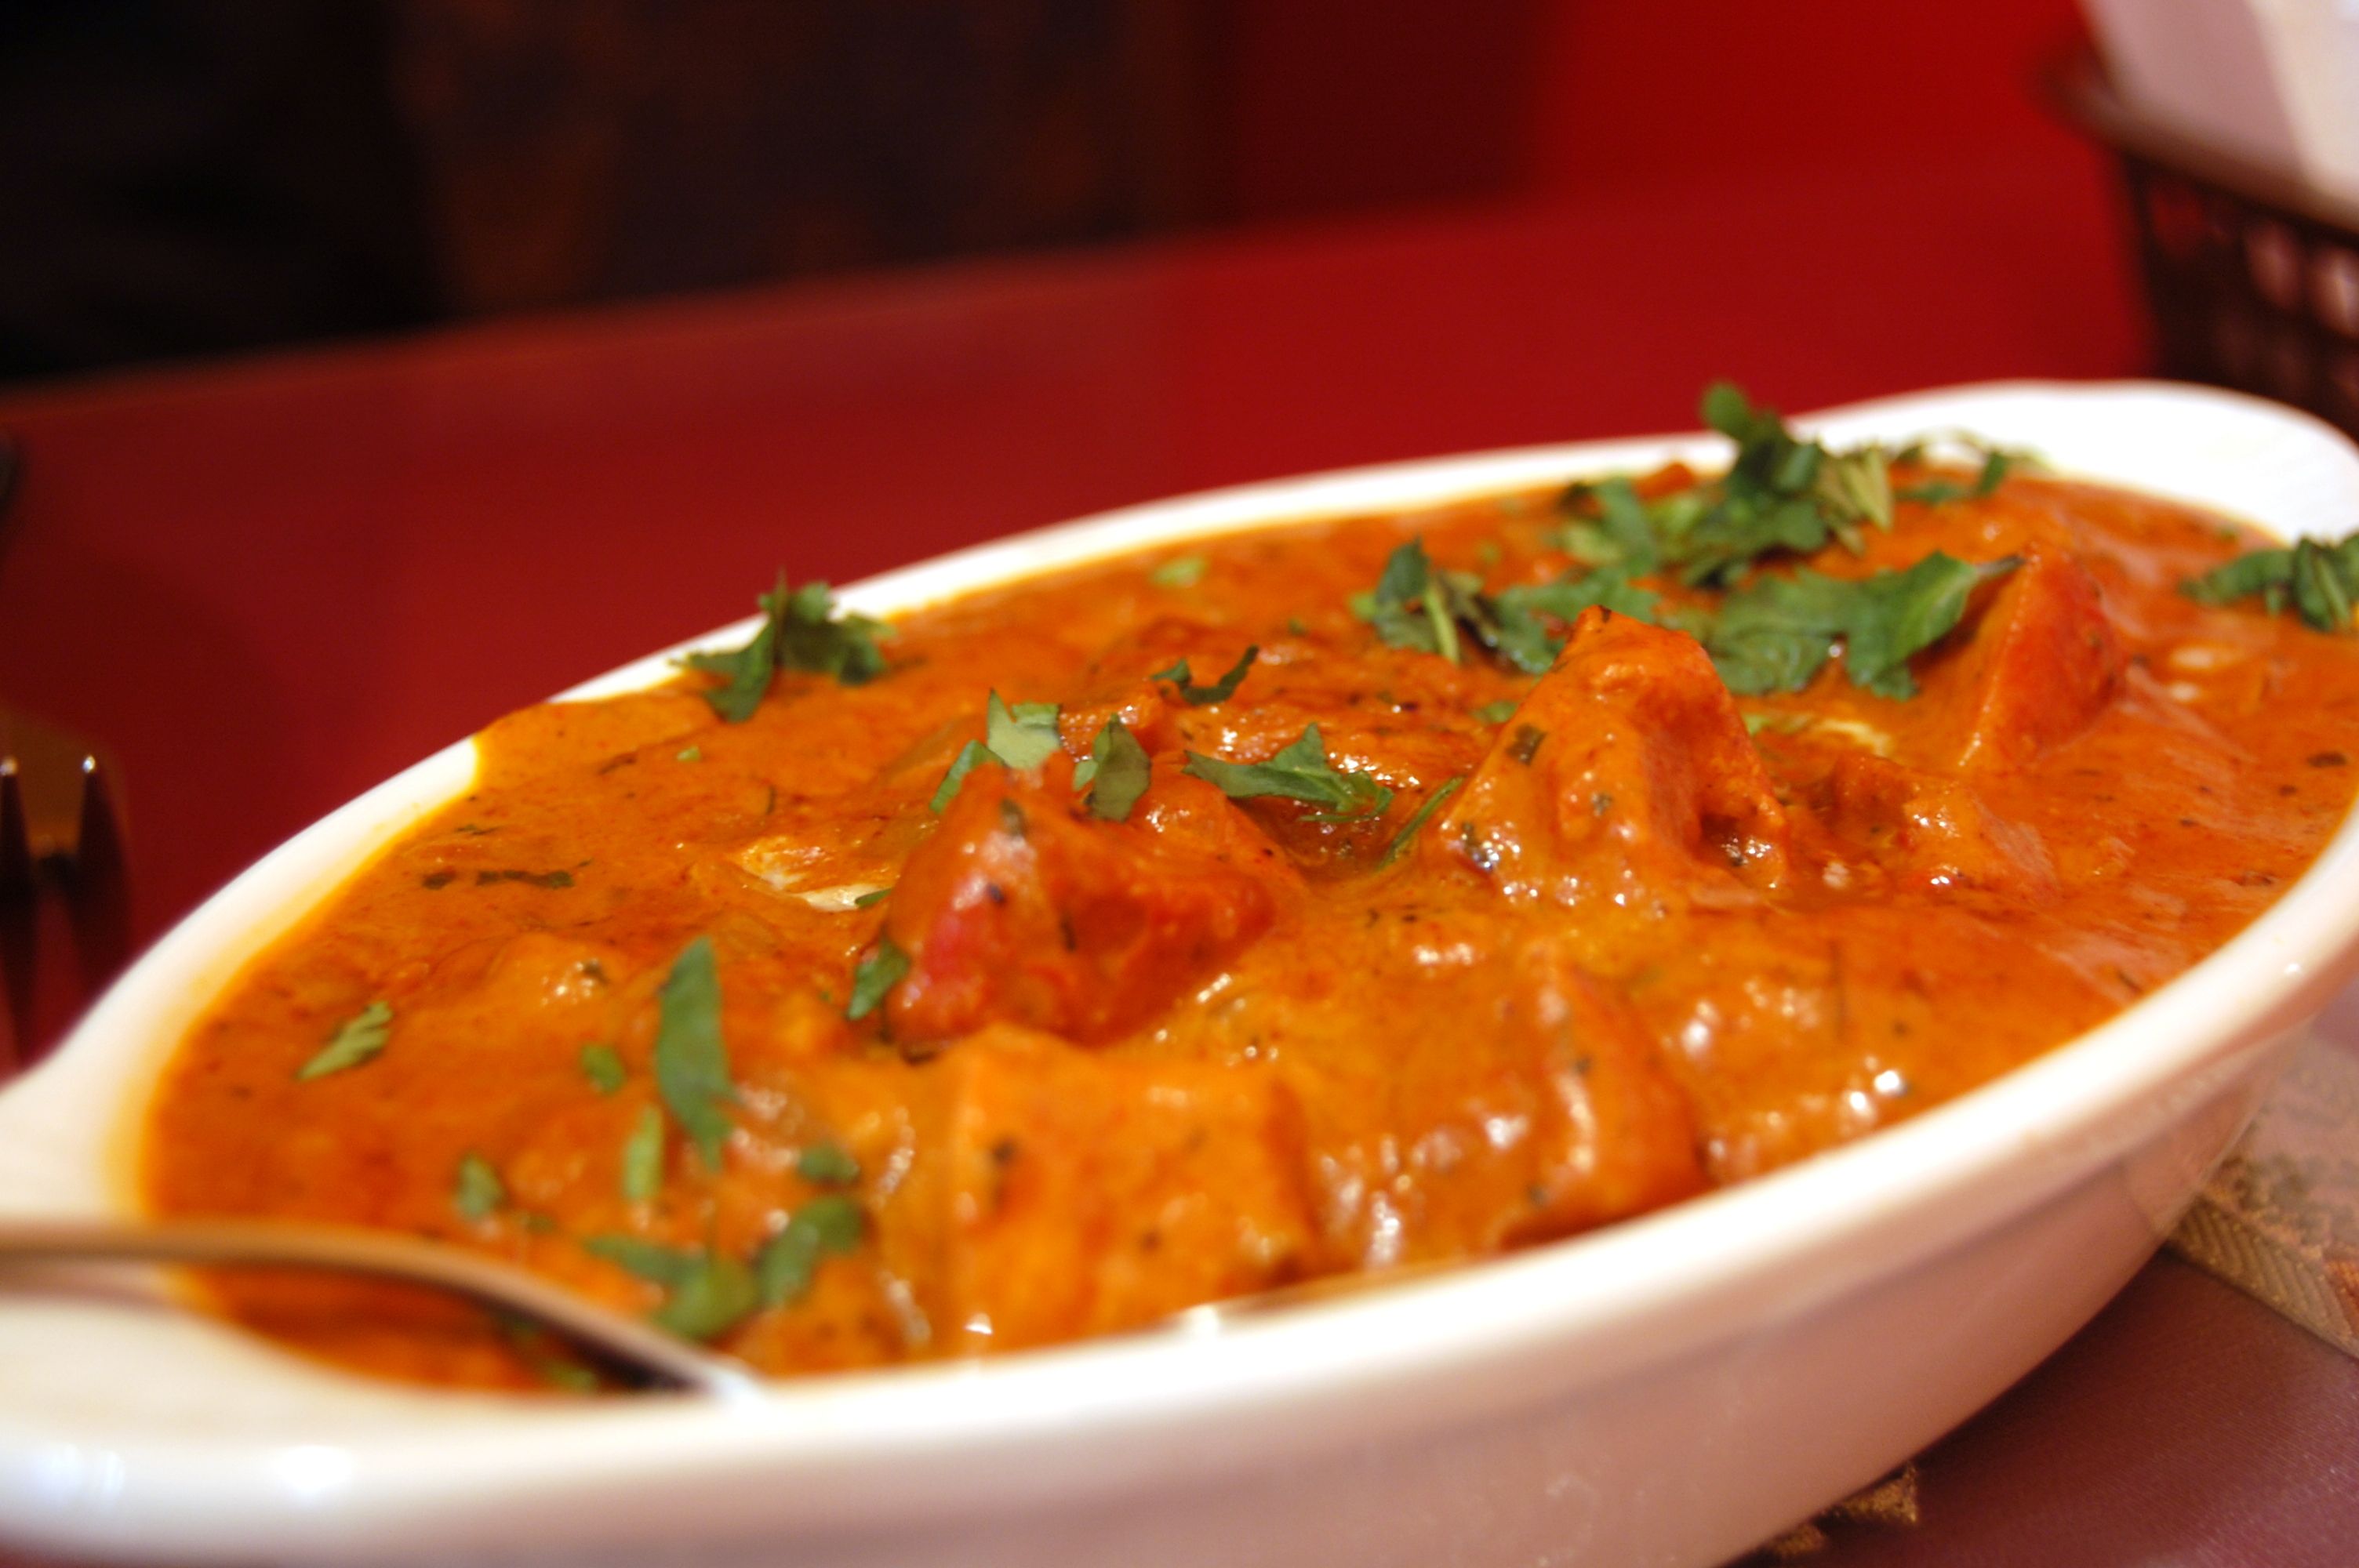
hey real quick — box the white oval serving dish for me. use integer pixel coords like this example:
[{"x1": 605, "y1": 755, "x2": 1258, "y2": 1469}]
[{"x1": 3, "y1": 381, "x2": 2357, "y2": 1568}]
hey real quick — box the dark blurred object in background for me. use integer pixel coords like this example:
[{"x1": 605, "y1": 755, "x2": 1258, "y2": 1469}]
[
  {"x1": 0, "y1": 0, "x2": 1546, "y2": 383},
  {"x1": 0, "y1": 2, "x2": 441, "y2": 381},
  {"x1": 391, "y1": 0, "x2": 1209, "y2": 314},
  {"x1": 2048, "y1": 45, "x2": 2359, "y2": 442}
]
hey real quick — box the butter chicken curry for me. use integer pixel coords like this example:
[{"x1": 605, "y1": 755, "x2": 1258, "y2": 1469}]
[{"x1": 144, "y1": 387, "x2": 2359, "y2": 1388}]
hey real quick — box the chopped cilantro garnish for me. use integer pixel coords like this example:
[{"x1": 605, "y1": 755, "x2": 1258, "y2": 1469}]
[
  {"x1": 620, "y1": 1104, "x2": 665, "y2": 1203},
  {"x1": 1587, "y1": 478, "x2": 1663, "y2": 575},
  {"x1": 754, "y1": 1195, "x2": 867, "y2": 1307},
  {"x1": 1354, "y1": 539, "x2": 1464, "y2": 662},
  {"x1": 2183, "y1": 535, "x2": 2359, "y2": 632},
  {"x1": 580, "y1": 1041, "x2": 627, "y2": 1094},
  {"x1": 652, "y1": 936, "x2": 736, "y2": 1170},
  {"x1": 929, "y1": 739, "x2": 994, "y2": 812},
  {"x1": 1153, "y1": 645, "x2": 1259, "y2": 705},
  {"x1": 985, "y1": 691, "x2": 1063, "y2": 769},
  {"x1": 1489, "y1": 567, "x2": 1663, "y2": 671},
  {"x1": 1897, "y1": 447, "x2": 2016, "y2": 505},
  {"x1": 676, "y1": 746, "x2": 702, "y2": 763},
  {"x1": 1594, "y1": 382, "x2": 1896, "y2": 586},
  {"x1": 1150, "y1": 554, "x2": 1209, "y2": 589},
  {"x1": 1472, "y1": 699, "x2": 1519, "y2": 724},
  {"x1": 583, "y1": 1235, "x2": 701, "y2": 1285},
  {"x1": 296, "y1": 1000, "x2": 392, "y2": 1081},
  {"x1": 852, "y1": 886, "x2": 892, "y2": 909},
  {"x1": 847, "y1": 937, "x2": 909, "y2": 1022},
  {"x1": 684, "y1": 574, "x2": 891, "y2": 723},
  {"x1": 652, "y1": 1256, "x2": 758, "y2": 1341},
  {"x1": 1076, "y1": 716, "x2": 1151, "y2": 821},
  {"x1": 474, "y1": 868, "x2": 574, "y2": 888},
  {"x1": 1356, "y1": 539, "x2": 1589, "y2": 675},
  {"x1": 931, "y1": 694, "x2": 1065, "y2": 811},
  {"x1": 584, "y1": 1234, "x2": 763, "y2": 1341},
  {"x1": 1705, "y1": 553, "x2": 2008, "y2": 699},
  {"x1": 796, "y1": 1142, "x2": 861, "y2": 1185},
  {"x1": 452, "y1": 1152, "x2": 504, "y2": 1221},
  {"x1": 1184, "y1": 725, "x2": 1393, "y2": 821},
  {"x1": 1376, "y1": 777, "x2": 1463, "y2": 868}
]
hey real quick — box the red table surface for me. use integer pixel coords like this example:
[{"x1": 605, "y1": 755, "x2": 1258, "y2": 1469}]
[{"x1": 4, "y1": 133, "x2": 2356, "y2": 1566}]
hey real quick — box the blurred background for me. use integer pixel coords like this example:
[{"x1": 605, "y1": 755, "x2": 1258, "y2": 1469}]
[
  {"x1": 9, "y1": 11, "x2": 2359, "y2": 1559},
  {"x1": 2, "y1": 0, "x2": 2109, "y2": 386},
  {"x1": 9, "y1": 0, "x2": 2359, "y2": 998}
]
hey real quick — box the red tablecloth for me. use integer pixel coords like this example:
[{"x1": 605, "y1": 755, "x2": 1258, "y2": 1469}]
[{"x1": 5, "y1": 142, "x2": 2354, "y2": 1564}]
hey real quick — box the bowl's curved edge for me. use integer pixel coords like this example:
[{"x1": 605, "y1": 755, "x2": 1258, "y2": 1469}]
[{"x1": 4, "y1": 379, "x2": 2358, "y2": 1563}]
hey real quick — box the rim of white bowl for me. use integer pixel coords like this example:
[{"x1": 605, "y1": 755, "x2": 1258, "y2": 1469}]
[{"x1": 5, "y1": 379, "x2": 2357, "y2": 1544}]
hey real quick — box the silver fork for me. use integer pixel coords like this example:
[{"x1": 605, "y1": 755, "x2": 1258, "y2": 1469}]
[
  {"x1": 0, "y1": 1218, "x2": 763, "y2": 1398},
  {"x1": 1, "y1": 423, "x2": 130, "y2": 1067},
  {"x1": 0, "y1": 709, "x2": 130, "y2": 1071}
]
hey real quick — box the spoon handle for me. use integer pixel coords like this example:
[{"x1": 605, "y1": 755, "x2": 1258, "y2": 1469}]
[{"x1": 0, "y1": 1218, "x2": 761, "y2": 1399}]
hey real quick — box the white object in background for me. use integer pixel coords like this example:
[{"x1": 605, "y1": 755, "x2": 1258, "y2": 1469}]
[{"x1": 2085, "y1": 0, "x2": 2359, "y2": 207}]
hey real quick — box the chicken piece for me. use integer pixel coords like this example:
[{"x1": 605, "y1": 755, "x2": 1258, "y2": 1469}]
[
  {"x1": 1129, "y1": 757, "x2": 1305, "y2": 893},
  {"x1": 1503, "y1": 949, "x2": 1709, "y2": 1240},
  {"x1": 885, "y1": 764, "x2": 1279, "y2": 1044},
  {"x1": 1921, "y1": 545, "x2": 2125, "y2": 770},
  {"x1": 875, "y1": 1026, "x2": 1317, "y2": 1352},
  {"x1": 1821, "y1": 751, "x2": 2057, "y2": 898},
  {"x1": 1435, "y1": 607, "x2": 1790, "y2": 909},
  {"x1": 1276, "y1": 927, "x2": 1705, "y2": 1266}
]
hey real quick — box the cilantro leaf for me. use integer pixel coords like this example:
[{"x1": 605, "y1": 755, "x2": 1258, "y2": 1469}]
[
  {"x1": 2185, "y1": 536, "x2": 2359, "y2": 633},
  {"x1": 453, "y1": 1152, "x2": 504, "y2": 1221},
  {"x1": 846, "y1": 936, "x2": 908, "y2": 1022},
  {"x1": 1078, "y1": 716, "x2": 1151, "y2": 822},
  {"x1": 1150, "y1": 554, "x2": 1208, "y2": 589},
  {"x1": 585, "y1": 1234, "x2": 762, "y2": 1341},
  {"x1": 1356, "y1": 539, "x2": 1577, "y2": 675},
  {"x1": 296, "y1": 1000, "x2": 393, "y2": 1081},
  {"x1": 651, "y1": 1255, "x2": 759, "y2": 1341},
  {"x1": 1812, "y1": 445, "x2": 1894, "y2": 541},
  {"x1": 579, "y1": 1042, "x2": 627, "y2": 1094},
  {"x1": 1588, "y1": 478, "x2": 1663, "y2": 575},
  {"x1": 1896, "y1": 437, "x2": 2034, "y2": 505},
  {"x1": 1673, "y1": 382, "x2": 1901, "y2": 584},
  {"x1": 932, "y1": 694, "x2": 1065, "y2": 811},
  {"x1": 620, "y1": 1104, "x2": 665, "y2": 1203},
  {"x1": 583, "y1": 1235, "x2": 703, "y2": 1286},
  {"x1": 754, "y1": 1195, "x2": 867, "y2": 1307},
  {"x1": 985, "y1": 691, "x2": 1063, "y2": 769},
  {"x1": 1153, "y1": 645, "x2": 1259, "y2": 705},
  {"x1": 1376, "y1": 777, "x2": 1463, "y2": 868},
  {"x1": 1351, "y1": 539, "x2": 1463, "y2": 662},
  {"x1": 929, "y1": 739, "x2": 994, "y2": 812},
  {"x1": 796, "y1": 1142, "x2": 860, "y2": 1185},
  {"x1": 1469, "y1": 566, "x2": 1663, "y2": 676},
  {"x1": 652, "y1": 936, "x2": 736, "y2": 1169},
  {"x1": 1706, "y1": 553, "x2": 2004, "y2": 699},
  {"x1": 684, "y1": 574, "x2": 891, "y2": 723},
  {"x1": 1184, "y1": 725, "x2": 1394, "y2": 821}
]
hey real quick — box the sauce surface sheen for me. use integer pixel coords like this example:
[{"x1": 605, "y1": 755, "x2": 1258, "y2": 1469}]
[{"x1": 145, "y1": 462, "x2": 2359, "y2": 1388}]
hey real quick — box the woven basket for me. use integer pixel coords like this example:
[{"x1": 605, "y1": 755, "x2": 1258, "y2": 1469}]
[{"x1": 2047, "y1": 48, "x2": 2359, "y2": 441}]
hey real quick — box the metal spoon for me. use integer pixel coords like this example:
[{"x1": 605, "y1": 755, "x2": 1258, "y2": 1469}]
[{"x1": 0, "y1": 1218, "x2": 763, "y2": 1399}]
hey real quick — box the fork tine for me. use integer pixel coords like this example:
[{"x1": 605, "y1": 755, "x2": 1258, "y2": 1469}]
[
  {"x1": 0, "y1": 758, "x2": 27, "y2": 894},
  {"x1": 67, "y1": 753, "x2": 130, "y2": 1003},
  {"x1": 0, "y1": 759, "x2": 31, "y2": 1063}
]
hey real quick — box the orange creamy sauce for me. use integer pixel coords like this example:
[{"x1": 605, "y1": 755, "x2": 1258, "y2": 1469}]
[{"x1": 146, "y1": 470, "x2": 2359, "y2": 1388}]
